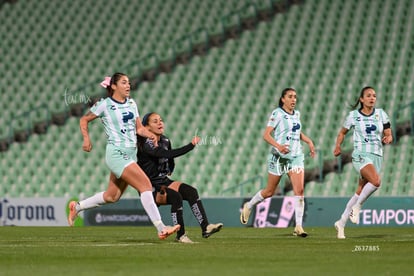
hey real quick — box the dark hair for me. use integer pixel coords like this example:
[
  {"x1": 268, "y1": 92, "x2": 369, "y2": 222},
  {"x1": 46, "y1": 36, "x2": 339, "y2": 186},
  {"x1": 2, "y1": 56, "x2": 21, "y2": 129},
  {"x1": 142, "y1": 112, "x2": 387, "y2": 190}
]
[
  {"x1": 350, "y1": 86, "x2": 375, "y2": 110},
  {"x1": 278, "y1": 88, "x2": 296, "y2": 107},
  {"x1": 141, "y1": 112, "x2": 155, "y2": 126},
  {"x1": 107, "y1": 72, "x2": 127, "y2": 97},
  {"x1": 137, "y1": 112, "x2": 156, "y2": 151}
]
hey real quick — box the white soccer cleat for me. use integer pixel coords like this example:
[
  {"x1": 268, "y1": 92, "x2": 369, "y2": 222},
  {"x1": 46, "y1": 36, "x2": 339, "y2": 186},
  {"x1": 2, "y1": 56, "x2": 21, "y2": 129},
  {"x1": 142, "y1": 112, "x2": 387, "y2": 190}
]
[
  {"x1": 240, "y1": 202, "x2": 251, "y2": 225},
  {"x1": 349, "y1": 204, "x2": 361, "y2": 224},
  {"x1": 176, "y1": 234, "x2": 194, "y2": 244},
  {"x1": 334, "y1": 221, "x2": 346, "y2": 239},
  {"x1": 202, "y1": 223, "x2": 223, "y2": 238},
  {"x1": 293, "y1": 225, "x2": 308, "y2": 237}
]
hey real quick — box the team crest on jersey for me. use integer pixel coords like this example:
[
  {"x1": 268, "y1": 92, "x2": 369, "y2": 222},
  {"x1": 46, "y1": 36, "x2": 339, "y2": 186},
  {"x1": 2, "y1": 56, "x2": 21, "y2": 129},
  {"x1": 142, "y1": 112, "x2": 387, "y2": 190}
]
[
  {"x1": 375, "y1": 113, "x2": 379, "y2": 121},
  {"x1": 292, "y1": 123, "x2": 301, "y2": 132},
  {"x1": 122, "y1": 111, "x2": 134, "y2": 123}
]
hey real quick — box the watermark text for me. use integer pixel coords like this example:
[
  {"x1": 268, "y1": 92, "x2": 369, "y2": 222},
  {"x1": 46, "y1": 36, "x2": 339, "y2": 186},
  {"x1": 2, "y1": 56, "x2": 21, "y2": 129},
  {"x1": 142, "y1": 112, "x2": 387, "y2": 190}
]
[
  {"x1": 64, "y1": 88, "x2": 92, "y2": 106},
  {"x1": 195, "y1": 128, "x2": 223, "y2": 146}
]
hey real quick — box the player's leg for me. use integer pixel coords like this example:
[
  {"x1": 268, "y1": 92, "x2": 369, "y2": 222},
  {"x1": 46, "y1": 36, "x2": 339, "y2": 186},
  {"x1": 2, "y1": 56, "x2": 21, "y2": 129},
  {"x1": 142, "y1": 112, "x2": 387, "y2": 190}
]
[
  {"x1": 335, "y1": 177, "x2": 366, "y2": 239},
  {"x1": 68, "y1": 172, "x2": 126, "y2": 226},
  {"x1": 177, "y1": 182, "x2": 223, "y2": 238},
  {"x1": 350, "y1": 152, "x2": 382, "y2": 224},
  {"x1": 162, "y1": 188, "x2": 191, "y2": 242},
  {"x1": 289, "y1": 168, "x2": 307, "y2": 237},
  {"x1": 339, "y1": 177, "x2": 366, "y2": 224},
  {"x1": 122, "y1": 163, "x2": 180, "y2": 239},
  {"x1": 357, "y1": 163, "x2": 381, "y2": 203},
  {"x1": 240, "y1": 172, "x2": 282, "y2": 225},
  {"x1": 349, "y1": 163, "x2": 381, "y2": 224},
  {"x1": 164, "y1": 183, "x2": 187, "y2": 235},
  {"x1": 160, "y1": 182, "x2": 193, "y2": 243}
]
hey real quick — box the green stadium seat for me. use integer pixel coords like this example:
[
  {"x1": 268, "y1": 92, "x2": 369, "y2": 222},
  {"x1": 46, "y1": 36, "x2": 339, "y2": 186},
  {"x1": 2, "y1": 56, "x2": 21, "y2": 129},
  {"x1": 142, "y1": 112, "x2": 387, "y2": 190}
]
[{"x1": 1, "y1": 0, "x2": 414, "y2": 197}]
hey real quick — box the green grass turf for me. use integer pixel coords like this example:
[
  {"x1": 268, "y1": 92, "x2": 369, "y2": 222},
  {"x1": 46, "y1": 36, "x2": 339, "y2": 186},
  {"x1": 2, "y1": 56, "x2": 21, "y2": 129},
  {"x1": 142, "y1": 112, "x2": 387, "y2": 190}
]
[{"x1": 0, "y1": 226, "x2": 413, "y2": 276}]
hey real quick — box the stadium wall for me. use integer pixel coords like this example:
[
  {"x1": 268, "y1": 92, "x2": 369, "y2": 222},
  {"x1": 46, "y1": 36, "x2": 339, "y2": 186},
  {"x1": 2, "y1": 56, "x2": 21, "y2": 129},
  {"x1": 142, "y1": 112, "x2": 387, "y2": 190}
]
[{"x1": 1, "y1": 197, "x2": 413, "y2": 227}]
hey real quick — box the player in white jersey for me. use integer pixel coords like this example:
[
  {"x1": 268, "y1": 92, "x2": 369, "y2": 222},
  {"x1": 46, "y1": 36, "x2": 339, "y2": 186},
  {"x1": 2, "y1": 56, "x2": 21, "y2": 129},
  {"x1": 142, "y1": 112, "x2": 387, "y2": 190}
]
[
  {"x1": 240, "y1": 88, "x2": 316, "y2": 237},
  {"x1": 67, "y1": 73, "x2": 180, "y2": 240},
  {"x1": 334, "y1": 86, "x2": 393, "y2": 239}
]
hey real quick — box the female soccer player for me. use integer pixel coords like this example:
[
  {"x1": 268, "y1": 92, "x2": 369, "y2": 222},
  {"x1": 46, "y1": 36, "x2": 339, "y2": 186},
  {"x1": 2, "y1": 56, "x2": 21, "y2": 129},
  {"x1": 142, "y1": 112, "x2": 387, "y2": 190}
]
[
  {"x1": 240, "y1": 88, "x2": 315, "y2": 237},
  {"x1": 137, "y1": 112, "x2": 223, "y2": 243},
  {"x1": 67, "y1": 73, "x2": 180, "y2": 240},
  {"x1": 334, "y1": 86, "x2": 392, "y2": 239}
]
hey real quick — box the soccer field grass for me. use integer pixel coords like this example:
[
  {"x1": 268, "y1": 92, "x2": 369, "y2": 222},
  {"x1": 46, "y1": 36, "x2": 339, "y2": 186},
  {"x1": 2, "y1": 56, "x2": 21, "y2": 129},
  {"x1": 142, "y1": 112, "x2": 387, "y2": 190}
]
[{"x1": 0, "y1": 226, "x2": 413, "y2": 276}]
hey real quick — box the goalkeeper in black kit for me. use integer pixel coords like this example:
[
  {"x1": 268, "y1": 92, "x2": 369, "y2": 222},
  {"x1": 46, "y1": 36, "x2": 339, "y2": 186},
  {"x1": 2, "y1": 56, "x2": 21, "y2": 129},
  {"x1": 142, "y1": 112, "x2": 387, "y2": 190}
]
[{"x1": 137, "y1": 112, "x2": 223, "y2": 243}]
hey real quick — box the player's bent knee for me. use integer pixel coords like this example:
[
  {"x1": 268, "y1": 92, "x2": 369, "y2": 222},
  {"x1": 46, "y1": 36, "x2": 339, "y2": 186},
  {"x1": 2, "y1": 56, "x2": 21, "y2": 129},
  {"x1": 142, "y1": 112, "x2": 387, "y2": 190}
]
[
  {"x1": 179, "y1": 183, "x2": 199, "y2": 199},
  {"x1": 372, "y1": 177, "x2": 381, "y2": 187},
  {"x1": 166, "y1": 189, "x2": 183, "y2": 205}
]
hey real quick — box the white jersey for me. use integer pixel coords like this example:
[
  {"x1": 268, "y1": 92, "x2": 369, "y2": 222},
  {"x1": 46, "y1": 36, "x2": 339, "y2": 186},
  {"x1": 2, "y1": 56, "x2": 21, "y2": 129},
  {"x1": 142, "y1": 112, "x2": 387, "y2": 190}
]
[
  {"x1": 267, "y1": 107, "x2": 303, "y2": 158},
  {"x1": 90, "y1": 97, "x2": 139, "y2": 148},
  {"x1": 343, "y1": 108, "x2": 390, "y2": 156}
]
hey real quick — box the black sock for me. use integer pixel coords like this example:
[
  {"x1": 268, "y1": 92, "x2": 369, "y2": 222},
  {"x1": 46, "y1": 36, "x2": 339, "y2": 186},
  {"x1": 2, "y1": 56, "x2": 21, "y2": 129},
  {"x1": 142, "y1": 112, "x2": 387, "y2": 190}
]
[
  {"x1": 166, "y1": 188, "x2": 185, "y2": 238},
  {"x1": 179, "y1": 183, "x2": 209, "y2": 231}
]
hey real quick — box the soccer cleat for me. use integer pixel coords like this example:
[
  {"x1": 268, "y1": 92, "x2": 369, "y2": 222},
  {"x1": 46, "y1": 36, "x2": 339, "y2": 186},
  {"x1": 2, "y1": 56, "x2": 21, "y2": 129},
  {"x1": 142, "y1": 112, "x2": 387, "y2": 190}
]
[
  {"x1": 158, "y1": 225, "x2": 181, "y2": 240},
  {"x1": 176, "y1": 234, "x2": 194, "y2": 244},
  {"x1": 349, "y1": 204, "x2": 361, "y2": 224},
  {"x1": 67, "y1": 201, "x2": 78, "y2": 227},
  {"x1": 240, "y1": 202, "x2": 251, "y2": 224},
  {"x1": 293, "y1": 225, "x2": 308, "y2": 237},
  {"x1": 334, "y1": 221, "x2": 346, "y2": 239},
  {"x1": 202, "y1": 223, "x2": 223, "y2": 238}
]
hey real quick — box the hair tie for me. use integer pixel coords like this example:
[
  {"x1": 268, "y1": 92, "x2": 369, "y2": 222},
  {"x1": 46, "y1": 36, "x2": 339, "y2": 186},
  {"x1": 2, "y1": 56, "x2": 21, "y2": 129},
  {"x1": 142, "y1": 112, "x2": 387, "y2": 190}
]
[{"x1": 100, "y1": 76, "x2": 111, "y2": 88}]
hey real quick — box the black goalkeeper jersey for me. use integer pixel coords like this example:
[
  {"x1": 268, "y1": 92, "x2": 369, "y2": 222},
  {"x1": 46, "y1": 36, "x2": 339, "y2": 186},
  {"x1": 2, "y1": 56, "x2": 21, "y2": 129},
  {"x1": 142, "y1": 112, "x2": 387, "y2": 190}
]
[{"x1": 137, "y1": 135, "x2": 195, "y2": 186}]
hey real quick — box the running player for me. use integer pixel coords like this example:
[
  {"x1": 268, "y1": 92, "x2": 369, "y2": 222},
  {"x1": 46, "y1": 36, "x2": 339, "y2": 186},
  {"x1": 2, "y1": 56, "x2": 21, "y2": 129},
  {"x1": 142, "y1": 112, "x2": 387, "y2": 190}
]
[
  {"x1": 67, "y1": 73, "x2": 180, "y2": 240},
  {"x1": 137, "y1": 112, "x2": 223, "y2": 243},
  {"x1": 334, "y1": 86, "x2": 392, "y2": 239},
  {"x1": 240, "y1": 88, "x2": 315, "y2": 237}
]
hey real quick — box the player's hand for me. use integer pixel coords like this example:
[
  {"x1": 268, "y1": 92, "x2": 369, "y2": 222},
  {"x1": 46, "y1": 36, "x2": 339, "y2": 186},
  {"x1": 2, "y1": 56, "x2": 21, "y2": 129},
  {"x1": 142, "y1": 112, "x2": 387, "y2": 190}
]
[
  {"x1": 192, "y1": 136, "x2": 201, "y2": 145},
  {"x1": 382, "y1": 135, "x2": 392, "y2": 144},
  {"x1": 333, "y1": 146, "x2": 341, "y2": 157},
  {"x1": 82, "y1": 139, "x2": 92, "y2": 152},
  {"x1": 149, "y1": 135, "x2": 158, "y2": 147},
  {"x1": 308, "y1": 142, "x2": 316, "y2": 158},
  {"x1": 278, "y1": 144, "x2": 290, "y2": 154},
  {"x1": 309, "y1": 149, "x2": 316, "y2": 158}
]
